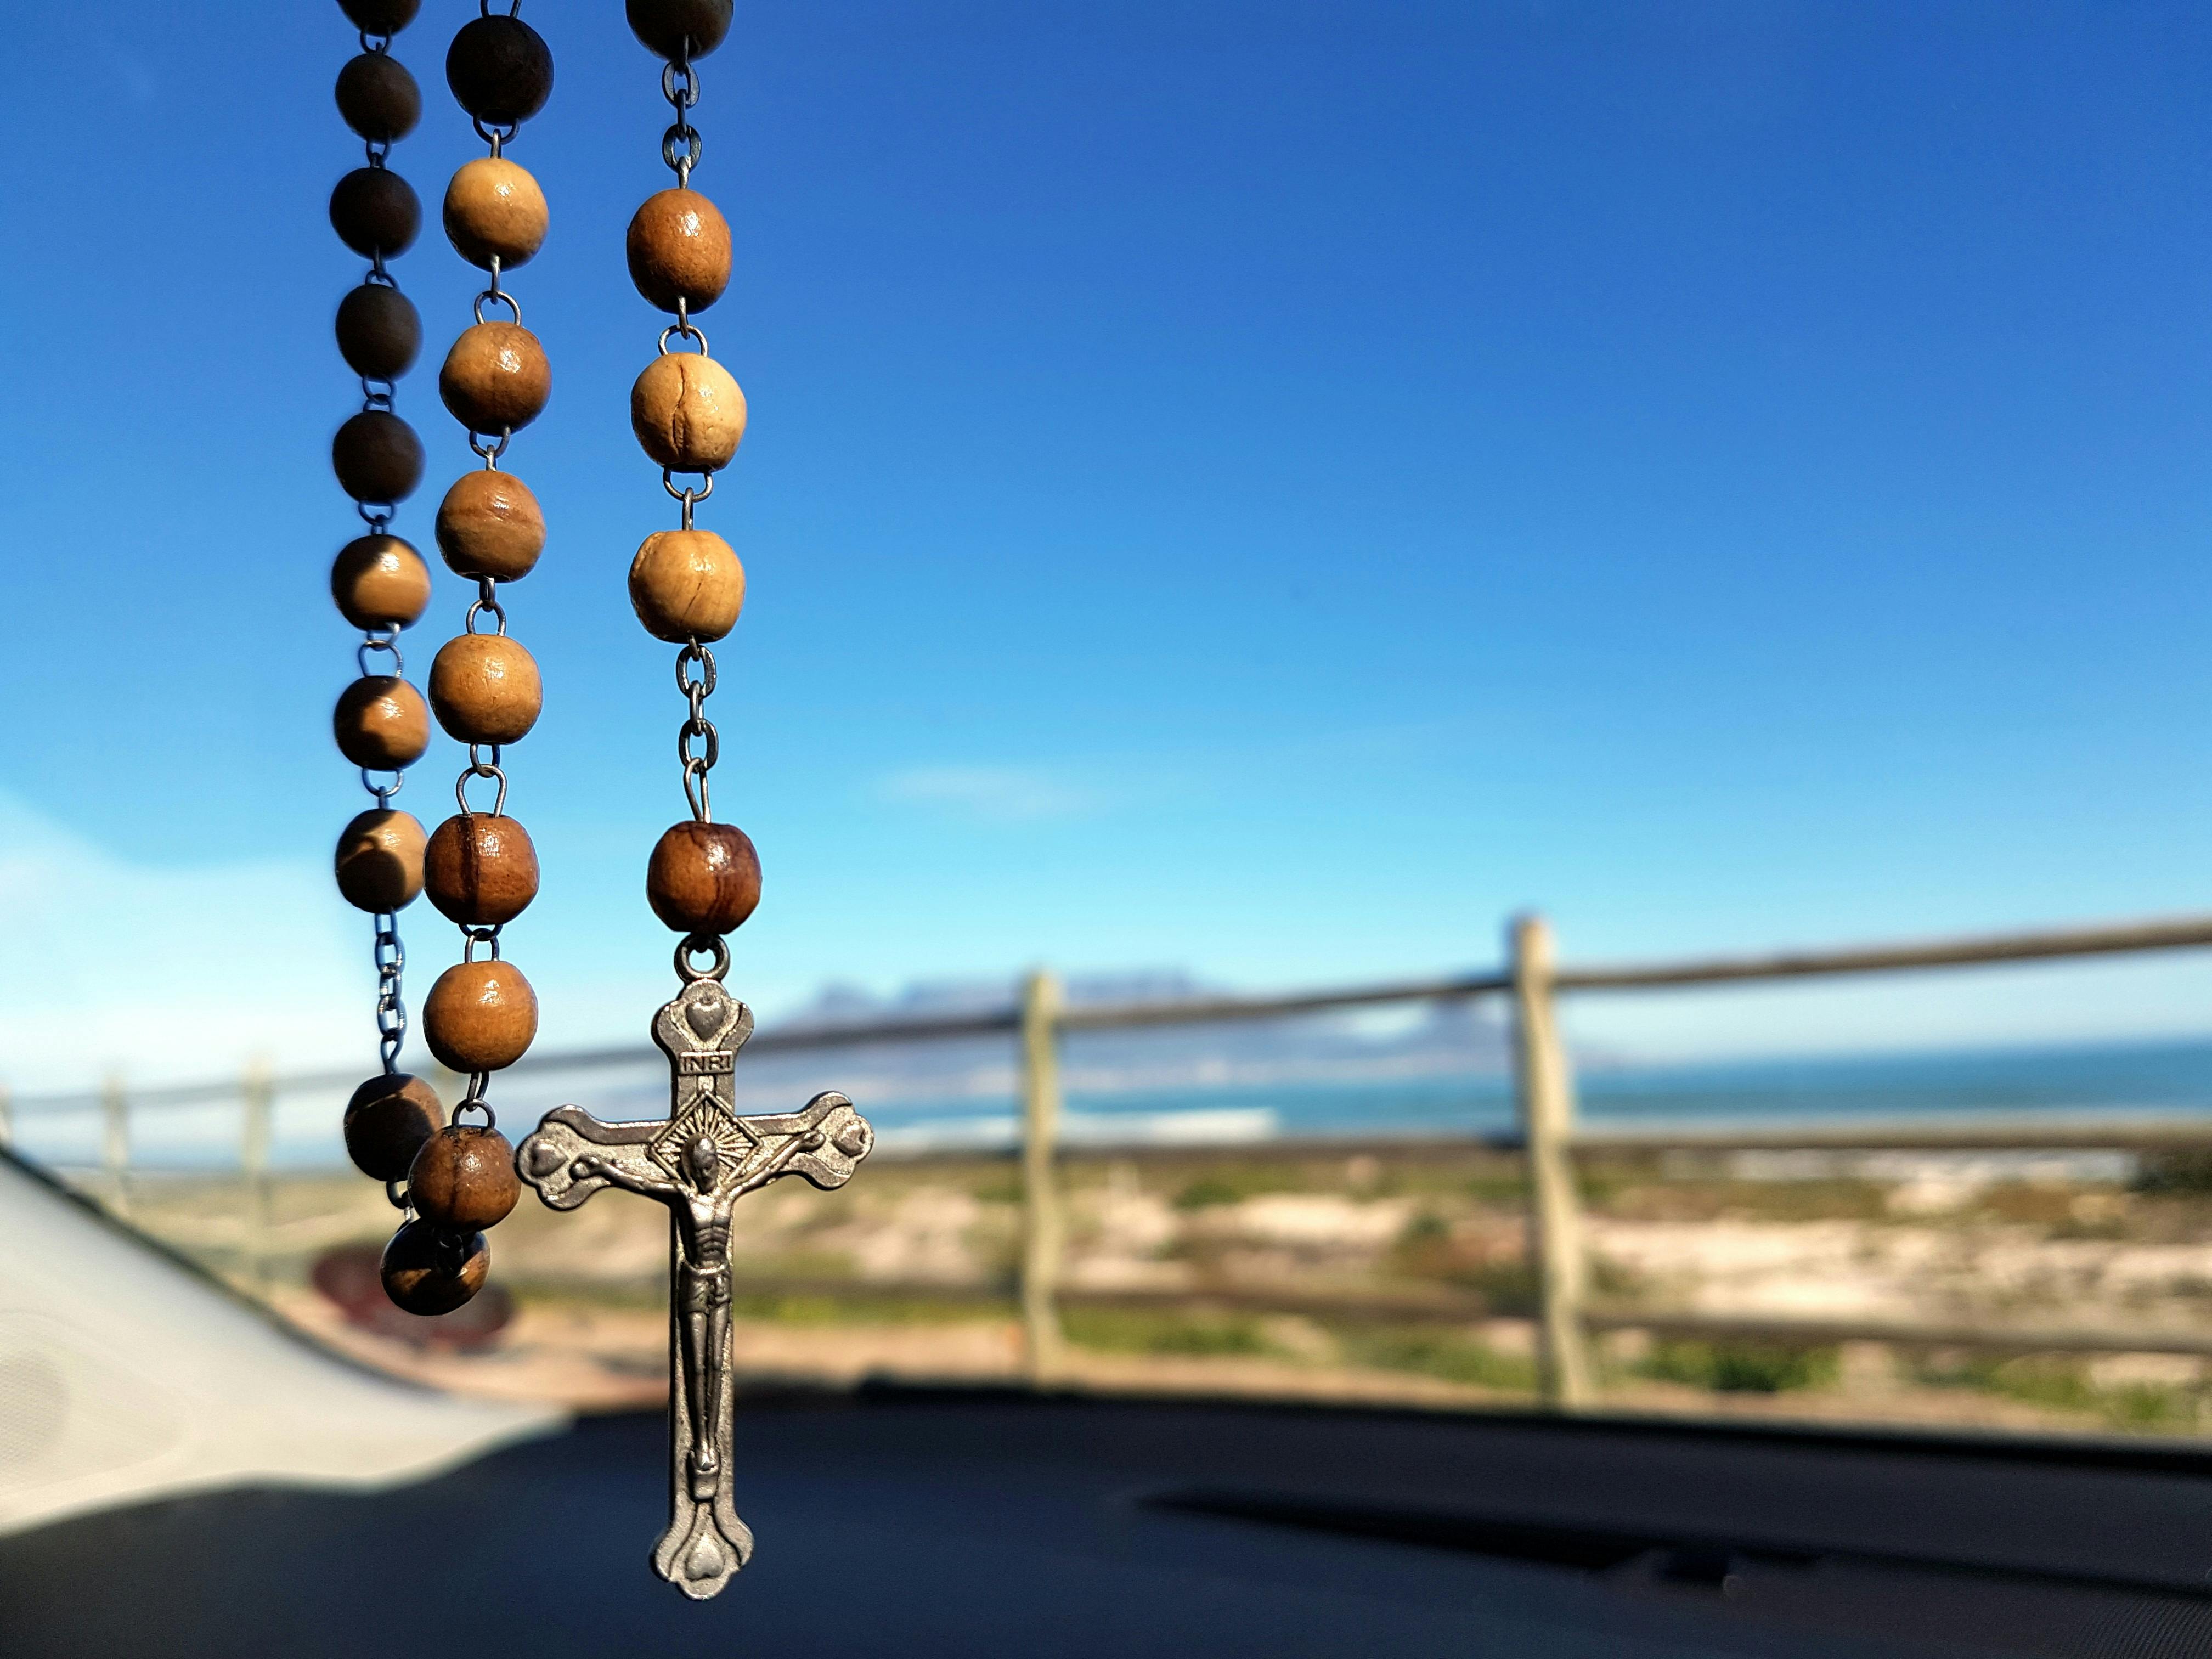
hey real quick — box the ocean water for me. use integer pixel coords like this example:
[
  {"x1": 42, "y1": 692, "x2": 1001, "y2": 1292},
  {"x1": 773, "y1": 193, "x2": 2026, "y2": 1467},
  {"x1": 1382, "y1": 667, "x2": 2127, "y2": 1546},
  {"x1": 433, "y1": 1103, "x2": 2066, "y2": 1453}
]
[
  {"x1": 862, "y1": 1037, "x2": 2212, "y2": 1153},
  {"x1": 18, "y1": 1036, "x2": 2212, "y2": 1170}
]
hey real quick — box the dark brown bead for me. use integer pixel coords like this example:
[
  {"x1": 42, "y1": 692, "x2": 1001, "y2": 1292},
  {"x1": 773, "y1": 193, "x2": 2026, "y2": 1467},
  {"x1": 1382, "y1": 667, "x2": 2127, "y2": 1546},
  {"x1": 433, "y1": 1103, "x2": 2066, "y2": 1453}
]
[
  {"x1": 408, "y1": 1125, "x2": 521, "y2": 1230},
  {"x1": 436, "y1": 470, "x2": 544, "y2": 581},
  {"x1": 439, "y1": 321, "x2": 550, "y2": 435},
  {"x1": 330, "y1": 533, "x2": 431, "y2": 628},
  {"x1": 423, "y1": 959, "x2": 539, "y2": 1071},
  {"x1": 425, "y1": 812, "x2": 539, "y2": 926},
  {"x1": 380, "y1": 1220, "x2": 488, "y2": 1316},
  {"x1": 334, "y1": 806, "x2": 426, "y2": 912},
  {"x1": 335, "y1": 282, "x2": 421, "y2": 381},
  {"x1": 445, "y1": 16, "x2": 552, "y2": 126},
  {"x1": 646, "y1": 821, "x2": 760, "y2": 934},
  {"x1": 331, "y1": 410, "x2": 424, "y2": 503},
  {"x1": 627, "y1": 189, "x2": 731, "y2": 313},
  {"x1": 343, "y1": 1072, "x2": 443, "y2": 1181},
  {"x1": 335, "y1": 51, "x2": 420, "y2": 142},
  {"x1": 627, "y1": 0, "x2": 732, "y2": 59},
  {"x1": 329, "y1": 166, "x2": 420, "y2": 258},
  {"x1": 340, "y1": 0, "x2": 421, "y2": 33},
  {"x1": 334, "y1": 675, "x2": 430, "y2": 769}
]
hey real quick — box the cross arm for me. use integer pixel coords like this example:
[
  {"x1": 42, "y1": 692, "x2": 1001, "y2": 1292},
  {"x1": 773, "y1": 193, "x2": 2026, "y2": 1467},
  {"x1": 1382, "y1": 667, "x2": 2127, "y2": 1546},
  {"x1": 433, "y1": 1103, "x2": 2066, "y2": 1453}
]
[
  {"x1": 738, "y1": 1091, "x2": 874, "y2": 1194},
  {"x1": 516, "y1": 1105, "x2": 674, "y2": 1210}
]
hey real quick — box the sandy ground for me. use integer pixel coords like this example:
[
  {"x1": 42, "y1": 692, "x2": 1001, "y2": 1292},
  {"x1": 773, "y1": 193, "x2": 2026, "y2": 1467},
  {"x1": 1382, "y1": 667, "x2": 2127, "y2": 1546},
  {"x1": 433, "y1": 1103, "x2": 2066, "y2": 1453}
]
[{"x1": 93, "y1": 1150, "x2": 2212, "y2": 1438}]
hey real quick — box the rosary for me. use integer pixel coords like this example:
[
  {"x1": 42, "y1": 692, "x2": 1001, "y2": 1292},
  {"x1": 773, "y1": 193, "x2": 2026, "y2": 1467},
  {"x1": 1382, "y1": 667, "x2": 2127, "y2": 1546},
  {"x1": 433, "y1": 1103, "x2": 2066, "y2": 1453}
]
[{"x1": 324, "y1": 0, "x2": 872, "y2": 1600}]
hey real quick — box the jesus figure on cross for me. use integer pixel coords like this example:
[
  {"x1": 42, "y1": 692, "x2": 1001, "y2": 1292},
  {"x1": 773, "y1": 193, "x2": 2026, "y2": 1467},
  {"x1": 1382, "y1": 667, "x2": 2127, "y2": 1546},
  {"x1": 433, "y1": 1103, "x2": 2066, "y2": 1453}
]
[{"x1": 517, "y1": 975, "x2": 873, "y2": 1599}]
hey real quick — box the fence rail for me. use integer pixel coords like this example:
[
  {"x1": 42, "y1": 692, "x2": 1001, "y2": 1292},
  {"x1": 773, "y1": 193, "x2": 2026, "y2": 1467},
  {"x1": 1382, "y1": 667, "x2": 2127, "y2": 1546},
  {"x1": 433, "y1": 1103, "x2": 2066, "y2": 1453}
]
[{"x1": 12, "y1": 909, "x2": 2212, "y2": 1406}]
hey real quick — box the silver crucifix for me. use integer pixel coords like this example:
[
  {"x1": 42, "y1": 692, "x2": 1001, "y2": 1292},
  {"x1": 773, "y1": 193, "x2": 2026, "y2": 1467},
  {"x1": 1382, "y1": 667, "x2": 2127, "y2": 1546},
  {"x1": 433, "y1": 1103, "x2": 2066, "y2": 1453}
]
[{"x1": 516, "y1": 976, "x2": 873, "y2": 1599}]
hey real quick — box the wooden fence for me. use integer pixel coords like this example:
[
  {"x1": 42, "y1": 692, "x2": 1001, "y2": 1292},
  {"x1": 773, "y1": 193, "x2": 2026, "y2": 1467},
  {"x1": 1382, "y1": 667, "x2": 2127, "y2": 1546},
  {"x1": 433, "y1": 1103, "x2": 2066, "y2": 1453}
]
[{"x1": 12, "y1": 910, "x2": 2212, "y2": 1406}]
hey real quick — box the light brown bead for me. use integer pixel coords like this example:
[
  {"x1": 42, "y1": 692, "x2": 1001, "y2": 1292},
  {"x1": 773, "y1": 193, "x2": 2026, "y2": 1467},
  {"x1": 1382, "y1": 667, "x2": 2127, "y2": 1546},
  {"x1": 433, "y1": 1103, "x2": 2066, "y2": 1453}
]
[
  {"x1": 628, "y1": 529, "x2": 744, "y2": 644},
  {"x1": 646, "y1": 821, "x2": 760, "y2": 934},
  {"x1": 329, "y1": 166, "x2": 419, "y2": 258},
  {"x1": 344, "y1": 1073, "x2": 444, "y2": 1182},
  {"x1": 630, "y1": 351, "x2": 746, "y2": 472},
  {"x1": 336, "y1": 50, "x2": 420, "y2": 142},
  {"x1": 407, "y1": 1126, "x2": 521, "y2": 1229},
  {"x1": 428, "y1": 633, "x2": 542, "y2": 744},
  {"x1": 334, "y1": 675, "x2": 430, "y2": 770},
  {"x1": 380, "y1": 1220, "x2": 488, "y2": 1316},
  {"x1": 441, "y1": 322, "x2": 550, "y2": 435},
  {"x1": 444, "y1": 157, "x2": 548, "y2": 270},
  {"x1": 628, "y1": 0, "x2": 733, "y2": 59},
  {"x1": 335, "y1": 283, "x2": 421, "y2": 380},
  {"x1": 331, "y1": 410, "x2": 425, "y2": 504},
  {"x1": 330, "y1": 533, "x2": 431, "y2": 628},
  {"x1": 422, "y1": 958, "x2": 538, "y2": 1071},
  {"x1": 425, "y1": 812, "x2": 539, "y2": 926},
  {"x1": 334, "y1": 807, "x2": 427, "y2": 912},
  {"x1": 435, "y1": 470, "x2": 544, "y2": 582},
  {"x1": 627, "y1": 189, "x2": 731, "y2": 313}
]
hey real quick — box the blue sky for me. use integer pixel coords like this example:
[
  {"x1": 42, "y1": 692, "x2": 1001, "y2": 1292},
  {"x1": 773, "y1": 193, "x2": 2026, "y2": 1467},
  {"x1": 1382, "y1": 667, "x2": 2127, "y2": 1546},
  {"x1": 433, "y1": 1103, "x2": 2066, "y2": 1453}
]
[{"x1": 2, "y1": 1, "x2": 2210, "y2": 1086}]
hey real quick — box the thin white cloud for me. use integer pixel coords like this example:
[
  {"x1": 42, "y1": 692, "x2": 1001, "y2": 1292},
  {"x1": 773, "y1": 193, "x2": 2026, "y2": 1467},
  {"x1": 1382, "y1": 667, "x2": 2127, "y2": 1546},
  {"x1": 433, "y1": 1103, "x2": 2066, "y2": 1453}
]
[
  {"x1": 875, "y1": 765, "x2": 1108, "y2": 825},
  {"x1": 0, "y1": 792, "x2": 368, "y2": 1090}
]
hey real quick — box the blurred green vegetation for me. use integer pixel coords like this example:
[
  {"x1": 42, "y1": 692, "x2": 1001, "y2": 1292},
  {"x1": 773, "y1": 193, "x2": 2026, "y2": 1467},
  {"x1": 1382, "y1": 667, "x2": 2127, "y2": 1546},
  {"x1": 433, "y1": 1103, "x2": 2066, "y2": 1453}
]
[
  {"x1": 1911, "y1": 1352, "x2": 2203, "y2": 1432},
  {"x1": 1063, "y1": 1305, "x2": 1274, "y2": 1356},
  {"x1": 1635, "y1": 1339, "x2": 1839, "y2": 1394},
  {"x1": 1334, "y1": 1325, "x2": 1537, "y2": 1392}
]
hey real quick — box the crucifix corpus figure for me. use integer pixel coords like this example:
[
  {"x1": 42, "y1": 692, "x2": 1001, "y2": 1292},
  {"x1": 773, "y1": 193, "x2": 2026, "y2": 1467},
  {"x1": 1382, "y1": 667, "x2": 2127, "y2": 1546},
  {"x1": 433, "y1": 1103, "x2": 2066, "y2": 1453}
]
[{"x1": 517, "y1": 975, "x2": 873, "y2": 1599}]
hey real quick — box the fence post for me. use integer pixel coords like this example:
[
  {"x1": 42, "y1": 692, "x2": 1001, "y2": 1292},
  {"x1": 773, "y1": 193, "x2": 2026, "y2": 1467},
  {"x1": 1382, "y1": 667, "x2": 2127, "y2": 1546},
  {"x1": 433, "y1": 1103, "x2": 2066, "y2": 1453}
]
[
  {"x1": 240, "y1": 1058, "x2": 275, "y2": 1294},
  {"x1": 1018, "y1": 968, "x2": 1065, "y2": 1384},
  {"x1": 101, "y1": 1070, "x2": 131, "y2": 1219},
  {"x1": 1510, "y1": 913, "x2": 1594, "y2": 1409}
]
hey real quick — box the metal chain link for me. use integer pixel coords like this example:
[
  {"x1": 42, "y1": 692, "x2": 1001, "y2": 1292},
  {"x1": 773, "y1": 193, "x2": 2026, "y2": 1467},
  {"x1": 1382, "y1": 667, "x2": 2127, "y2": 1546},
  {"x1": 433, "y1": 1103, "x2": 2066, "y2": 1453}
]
[
  {"x1": 662, "y1": 48, "x2": 701, "y2": 187},
  {"x1": 465, "y1": 578, "x2": 508, "y2": 635},
  {"x1": 653, "y1": 42, "x2": 732, "y2": 927},
  {"x1": 346, "y1": 22, "x2": 420, "y2": 1086},
  {"x1": 675, "y1": 644, "x2": 719, "y2": 821},
  {"x1": 439, "y1": 33, "x2": 547, "y2": 1122},
  {"x1": 372, "y1": 913, "x2": 408, "y2": 1074}
]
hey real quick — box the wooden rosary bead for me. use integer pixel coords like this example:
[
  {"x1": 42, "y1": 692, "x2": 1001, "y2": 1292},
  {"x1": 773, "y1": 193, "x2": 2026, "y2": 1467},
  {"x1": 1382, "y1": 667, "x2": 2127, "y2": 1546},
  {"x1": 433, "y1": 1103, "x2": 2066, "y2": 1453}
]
[
  {"x1": 330, "y1": 533, "x2": 431, "y2": 628},
  {"x1": 429, "y1": 632, "x2": 542, "y2": 744},
  {"x1": 340, "y1": 0, "x2": 420, "y2": 32},
  {"x1": 426, "y1": 812, "x2": 539, "y2": 925},
  {"x1": 343, "y1": 1072, "x2": 443, "y2": 1182},
  {"x1": 335, "y1": 50, "x2": 420, "y2": 142},
  {"x1": 627, "y1": 189, "x2": 731, "y2": 313},
  {"x1": 331, "y1": 410, "x2": 425, "y2": 503},
  {"x1": 422, "y1": 958, "x2": 539, "y2": 1071},
  {"x1": 380, "y1": 1220, "x2": 488, "y2": 1316},
  {"x1": 334, "y1": 674, "x2": 430, "y2": 769},
  {"x1": 329, "y1": 166, "x2": 420, "y2": 259},
  {"x1": 627, "y1": 0, "x2": 733, "y2": 59},
  {"x1": 445, "y1": 15, "x2": 553, "y2": 126},
  {"x1": 334, "y1": 806, "x2": 426, "y2": 912},
  {"x1": 630, "y1": 351, "x2": 746, "y2": 472},
  {"x1": 440, "y1": 321, "x2": 551, "y2": 435},
  {"x1": 646, "y1": 821, "x2": 761, "y2": 934},
  {"x1": 444, "y1": 157, "x2": 548, "y2": 271},
  {"x1": 435, "y1": 470, "x2": 544, "y2": 581},
  {"x1": 407, "y1": 1125, "x2": 522, "y2": 1230},
  {"x1": 629, "y1": 529, "x2": 745, "y2": 643},
  {"x1": 335, "y1": 281, "x2": 421, "y2": 381}
]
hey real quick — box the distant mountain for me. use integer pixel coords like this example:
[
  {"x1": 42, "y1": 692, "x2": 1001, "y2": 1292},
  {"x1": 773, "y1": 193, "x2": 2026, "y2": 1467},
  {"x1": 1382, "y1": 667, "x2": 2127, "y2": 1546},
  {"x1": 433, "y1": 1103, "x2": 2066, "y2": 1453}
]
[{"x1": 760, "y1": 970, "x2": 1514, "y2": 1101}]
